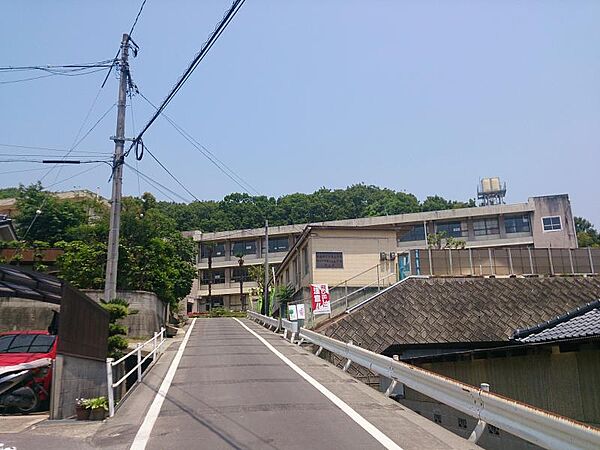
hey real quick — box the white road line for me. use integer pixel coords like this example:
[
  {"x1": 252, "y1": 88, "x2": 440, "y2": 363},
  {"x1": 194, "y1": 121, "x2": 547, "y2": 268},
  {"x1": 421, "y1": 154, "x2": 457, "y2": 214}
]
[
  {"x1": 234, "y1": 318, "x2": 403, "y2": 450},
  {"x1": 130, "y1": 318, "x2": 197, "y2": 450}
]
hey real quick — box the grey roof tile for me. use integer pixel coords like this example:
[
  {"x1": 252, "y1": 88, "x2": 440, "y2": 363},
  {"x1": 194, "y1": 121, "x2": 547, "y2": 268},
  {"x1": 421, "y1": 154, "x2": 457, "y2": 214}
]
[{"x1": 318, "y1": 276, "x2": 600, "y2": 352}]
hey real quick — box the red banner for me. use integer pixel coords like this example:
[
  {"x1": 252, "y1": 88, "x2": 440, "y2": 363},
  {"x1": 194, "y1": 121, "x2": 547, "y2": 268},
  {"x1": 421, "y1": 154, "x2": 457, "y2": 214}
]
[{"x1": 310, "y1": 284, "x2": 331, "y2": 315}]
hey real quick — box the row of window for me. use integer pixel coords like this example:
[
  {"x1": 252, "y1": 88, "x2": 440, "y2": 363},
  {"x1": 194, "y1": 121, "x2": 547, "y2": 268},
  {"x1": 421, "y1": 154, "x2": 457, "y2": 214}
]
[
  {"x1": 200, "y1": 237, "x2": 290, "y2": 259},
  {"x1": 200, "y1": 266, "x2": 251, "y2": 285},
  {"x1": 396, "y1": 214, "x2": 562, "y2": 242}
]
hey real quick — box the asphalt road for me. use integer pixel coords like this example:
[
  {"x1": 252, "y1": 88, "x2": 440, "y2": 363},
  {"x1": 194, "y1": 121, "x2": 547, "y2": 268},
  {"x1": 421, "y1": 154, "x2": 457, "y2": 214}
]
[{"x1": 141, "y1": 318, "x2": 391, "y2": 450}]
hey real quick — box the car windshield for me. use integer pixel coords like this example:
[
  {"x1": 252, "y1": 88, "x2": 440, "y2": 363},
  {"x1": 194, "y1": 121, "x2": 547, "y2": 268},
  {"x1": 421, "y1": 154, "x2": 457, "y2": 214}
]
[{"x1": 0, "y1": 334, "x2": 56, "y2": 353}]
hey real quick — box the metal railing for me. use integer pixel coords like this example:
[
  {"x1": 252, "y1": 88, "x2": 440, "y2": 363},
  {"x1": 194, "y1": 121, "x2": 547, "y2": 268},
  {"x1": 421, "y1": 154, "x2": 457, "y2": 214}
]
[
  {"x1": 105, "y1": 327, "x2": 166, "y2": 417},
  {"x1": 247, "y1": 311, "x2": 600, "y2": 449},
  {"x1": 298, "y1": 328, "x2": 600, "y2": 450},
  {"x1": 329, "y1": 271, "x2": 397, "y2": 312}
]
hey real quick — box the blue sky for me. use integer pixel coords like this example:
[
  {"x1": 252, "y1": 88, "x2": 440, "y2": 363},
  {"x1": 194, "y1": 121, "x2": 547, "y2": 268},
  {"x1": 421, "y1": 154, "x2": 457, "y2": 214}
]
[{"x1": 1, "y1": 1, "x2": 599, "y2": 226}]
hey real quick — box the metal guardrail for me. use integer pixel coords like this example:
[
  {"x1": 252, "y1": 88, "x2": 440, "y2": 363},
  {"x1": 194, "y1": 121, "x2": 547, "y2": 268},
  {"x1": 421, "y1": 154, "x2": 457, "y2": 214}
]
[
  {"x1": 247, "y1": 310, "x2": 278, "y2": 328},
  {"x1": 298, "y1": 328, "x2": 600, "y2": 450},
  {"x1": 106, "y1": 327, "x2": 166, "y2": 417}
]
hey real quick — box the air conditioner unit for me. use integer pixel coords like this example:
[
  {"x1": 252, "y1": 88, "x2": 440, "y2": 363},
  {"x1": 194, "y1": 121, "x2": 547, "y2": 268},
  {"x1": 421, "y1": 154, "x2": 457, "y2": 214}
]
[
  {"x1": 389, "y1": 252, "x2": 396, "y2": 260},
  {"x1": 380, "y1": 252, "x2": 388, "y2": 261}
]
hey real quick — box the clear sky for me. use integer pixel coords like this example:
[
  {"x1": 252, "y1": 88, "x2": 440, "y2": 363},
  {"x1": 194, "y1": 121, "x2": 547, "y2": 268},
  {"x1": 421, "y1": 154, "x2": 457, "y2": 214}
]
[{"x1": 1, "y1": 1, "x2": 599, "y2": 226}]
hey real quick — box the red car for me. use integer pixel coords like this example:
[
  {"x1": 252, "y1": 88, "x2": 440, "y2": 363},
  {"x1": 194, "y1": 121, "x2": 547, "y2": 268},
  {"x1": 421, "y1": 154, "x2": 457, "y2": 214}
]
[{"x1": 0, "y1": 330, "x2": 57, "y2": 409}]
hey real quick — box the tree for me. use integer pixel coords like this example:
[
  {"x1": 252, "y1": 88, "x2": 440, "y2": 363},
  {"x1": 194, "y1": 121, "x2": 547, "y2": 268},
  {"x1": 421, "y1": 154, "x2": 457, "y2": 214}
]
[
  {"x1": 427, "y1": 232, "x2": 466, "y2": 249},
  {"x1": 57, "y1": 195, "x2": 196, "y2": 309},
  {"x1": 14, "y1": 183, "x2": 90, "y2": 243},
  {"x1": 575, "y1": 217, "x2": 600, "y2": 248}
]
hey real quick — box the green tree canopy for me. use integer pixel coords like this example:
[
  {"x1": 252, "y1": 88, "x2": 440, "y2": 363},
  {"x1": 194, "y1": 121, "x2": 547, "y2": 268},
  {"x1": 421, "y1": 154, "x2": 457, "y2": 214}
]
[{"x1": 575, "y1": 217, "x2": 600, "y2": 248}]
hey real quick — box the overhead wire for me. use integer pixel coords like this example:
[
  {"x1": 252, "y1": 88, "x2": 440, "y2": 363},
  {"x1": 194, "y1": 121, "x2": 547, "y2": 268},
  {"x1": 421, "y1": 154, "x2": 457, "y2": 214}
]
[
  {"x1": 141, "y1": 144, "x2": 199, "y2": 201},
  {"x1": 0, "y1": 143, "x2": 111, "y2": 154},
  {"x1": 124, "y1": 162, "x2": 190, "y2": 203},
  {"x1": 0, "y1": 67, "x2": 110, "y2": 84},
  {"x1": 137, "y1": 91, "x2": 260, "y2": 196},
  {"x1": 128, "y1": 0, "x2": 246, "y2": 151}
]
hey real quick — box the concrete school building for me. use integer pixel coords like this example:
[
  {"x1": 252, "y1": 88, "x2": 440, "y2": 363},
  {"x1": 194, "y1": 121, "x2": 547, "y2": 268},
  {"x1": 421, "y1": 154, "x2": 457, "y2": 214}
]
[{"x1": 187, "y1": 193, "x2": 578, "y2": 313}]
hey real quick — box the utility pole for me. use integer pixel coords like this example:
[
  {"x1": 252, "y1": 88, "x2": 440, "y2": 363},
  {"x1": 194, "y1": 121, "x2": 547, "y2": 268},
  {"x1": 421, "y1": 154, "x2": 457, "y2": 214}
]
[
  {"x1": 263, "y1": 220, "x2": 269, "y2": 315},
  {"x1": 104, "y1": 33, "x2": 130, "y2": 302}
]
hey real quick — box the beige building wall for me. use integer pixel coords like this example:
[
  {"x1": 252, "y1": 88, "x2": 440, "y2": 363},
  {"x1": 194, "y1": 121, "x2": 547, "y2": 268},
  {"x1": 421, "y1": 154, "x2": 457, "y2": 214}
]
[{"x1": 310, "y1": 228, "x2": 397, "y2": 288}]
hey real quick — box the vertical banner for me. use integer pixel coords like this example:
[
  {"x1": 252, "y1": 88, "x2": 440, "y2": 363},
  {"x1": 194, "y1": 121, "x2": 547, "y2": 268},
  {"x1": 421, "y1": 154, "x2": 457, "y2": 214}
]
[
  {"x1": 296, "y1": 303, "x2": 306, "y2": 320},
  {"x1": 288, "y1": 304, "x2": 298, "y2": 321},
  {"x1": 310, "y1": 284, "x2": 331, "y2": 315}
]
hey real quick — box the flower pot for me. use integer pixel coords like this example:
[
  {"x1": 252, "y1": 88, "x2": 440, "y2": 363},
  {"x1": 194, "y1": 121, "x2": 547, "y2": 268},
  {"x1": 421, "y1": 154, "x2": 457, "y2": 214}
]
[
  {"x1": 75, "y1": 405, "x2": 90, "y2": 421},
  {"x1": 89, "y1": 408, "x2": 107, "y2": 421}
]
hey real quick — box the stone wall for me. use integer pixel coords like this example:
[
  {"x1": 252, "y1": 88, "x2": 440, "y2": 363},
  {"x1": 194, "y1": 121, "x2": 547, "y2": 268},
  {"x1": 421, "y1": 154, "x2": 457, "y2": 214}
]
[
  {"x1": 0, "y1": 297, "x2": 58, "y2": 332},
  {"x1": 83, "y1": 290, "x2": 166, "y2": 338},
  {"x1": 50, "y1": 354, "x2": 107, "y2": 419}
]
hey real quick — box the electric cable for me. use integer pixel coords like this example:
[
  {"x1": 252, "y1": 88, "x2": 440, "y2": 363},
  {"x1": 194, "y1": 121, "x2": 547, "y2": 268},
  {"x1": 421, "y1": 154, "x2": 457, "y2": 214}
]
[
  {"x1": 136, "y1": 91, "x2": 260, "y2": 196},
  {"x1": 0, "y1": 143, "x2": 111, "y2": 154},
  {"x1": 124, "y1": 162, "x2": 190, "y2": 203},
  {"x1": 129, "y1": 0, "x2": 246, "y2": 151},
  {"x1": 0, "y1": 67, "x2": 110, "y2": 84},
  {"x1": 142, "y1": 144, "x2": 199, "y2": 201}
]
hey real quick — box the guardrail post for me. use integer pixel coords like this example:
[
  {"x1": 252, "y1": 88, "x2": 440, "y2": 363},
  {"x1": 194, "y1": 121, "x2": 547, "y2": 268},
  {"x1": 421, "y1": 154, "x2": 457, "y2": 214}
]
[
  {"x1": 152, "y1": 331, "x2": 158, "y2": 362},
  {"x1": 342, "y1": 340, "x2": 353, "y2": 372},
  {"x1": 290, "y1": 332, "x2": 296, "y2": 344},
  {"x1": 106, "y1": 358, "x2": 115, "y2": 417},
  {"x1": 160, "y1": 327, "x2": 165, "y2": 356},
  {"x1": 315, "y1": 346, "x2": 323, "y2": 357},
  {"x1": 468, "y1": 383, "x2": 490, "y2": 443},
  {"x1": 136, "y1": 343, "x2": 142, "y2": 383}
]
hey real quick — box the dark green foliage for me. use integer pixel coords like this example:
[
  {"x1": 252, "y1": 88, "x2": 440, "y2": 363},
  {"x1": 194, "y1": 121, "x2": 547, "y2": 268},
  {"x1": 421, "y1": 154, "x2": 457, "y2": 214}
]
[
  {"x1": 107, "y1": 335, "x2": 128, "y2": 356},
  {"x1": 155, "y1": 184, "x2": 476, "y2": 232},
  {"x1": 109, "y1": 323, "x2": 128, "y2": 336},
  {"x1": 14, "y1": 182, "x2": 92, "y2": 242},
  {"x1": 0, "y1": 187, "x2": 19, "y2": 199},
  {"x1": 101, "y1": 298, "x2": 133, "y2": 358},
  {"x1": 575, "y1": 217, "x2": 600, "y2": 248}
]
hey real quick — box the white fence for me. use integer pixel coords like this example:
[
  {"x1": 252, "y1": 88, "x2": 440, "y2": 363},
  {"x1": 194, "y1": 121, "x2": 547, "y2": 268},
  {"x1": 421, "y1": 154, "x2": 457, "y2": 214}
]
[
  {"x1": 105, "y1": 327, "x2": 166, "y2": 417},
  {"x1": 248, "y1": 312, "x2": 600, "y2": 450}
]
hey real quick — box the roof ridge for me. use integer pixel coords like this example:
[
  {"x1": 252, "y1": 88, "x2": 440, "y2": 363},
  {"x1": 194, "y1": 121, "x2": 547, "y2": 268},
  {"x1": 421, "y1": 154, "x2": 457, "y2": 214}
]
[{"x1": 511, "y1": 298, "x2": 600, "y2": 340}]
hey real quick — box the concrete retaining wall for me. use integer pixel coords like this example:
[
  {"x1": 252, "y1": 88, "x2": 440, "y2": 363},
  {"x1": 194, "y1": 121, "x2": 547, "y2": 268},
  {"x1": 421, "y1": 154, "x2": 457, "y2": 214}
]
[
  {"x1": 83, "y1": 290, "x2": 167, "y2": 338},
  {"x1": 50, "y1": 354, "x2": 107, "y2": 420},
  {"x1": 0, "y1": 297, "x2": 58, "y2": 332}
]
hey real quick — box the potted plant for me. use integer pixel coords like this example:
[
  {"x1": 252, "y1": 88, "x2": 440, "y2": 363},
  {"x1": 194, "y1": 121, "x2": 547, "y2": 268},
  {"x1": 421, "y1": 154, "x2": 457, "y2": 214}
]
[
  {"x1": 86, "y1": 396, "x2": 109, "y2": 421},
  {"x1": 75, "y1": 398, "x2": 90, "y2": 420}
]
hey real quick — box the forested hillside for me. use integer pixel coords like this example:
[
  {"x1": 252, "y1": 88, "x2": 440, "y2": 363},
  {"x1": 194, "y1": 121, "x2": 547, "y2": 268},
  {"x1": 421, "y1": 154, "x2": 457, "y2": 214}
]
[{"x1": 156, "y1": 184, "x2": 476, "y2": 232}]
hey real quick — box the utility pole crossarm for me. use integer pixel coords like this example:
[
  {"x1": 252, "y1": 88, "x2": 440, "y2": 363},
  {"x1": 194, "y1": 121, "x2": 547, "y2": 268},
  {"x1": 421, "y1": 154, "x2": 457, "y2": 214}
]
[{"x1": 104, "y1": 33, "x2": 130, "y2": 302}]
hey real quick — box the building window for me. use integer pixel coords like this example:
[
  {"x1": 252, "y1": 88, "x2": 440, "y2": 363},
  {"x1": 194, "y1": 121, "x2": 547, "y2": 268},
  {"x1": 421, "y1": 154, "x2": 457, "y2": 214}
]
[
  {"x1": 505, "y1": 214, "x2": 530, "y2": 233},
  {"x1": 315, "y1": 252, "x2": 344, "y2": 269},
  {"x1": 397, "y1": 224, "x2": 426, "y2": 243},
  {"x1": 542, "y1": 216, "x2": 562, "y2": 232},
  {"x1": 268, "y1": 237, "x2": 289, "y2": 253},
  {"x1": 231, "y1": 267, "x2": 250, "y2": 283},
  {"x1": 285, "y1": 268, "x2": 289, "y2": 284},
  {"x1": 231, "y1": 240, "x2": 257, "y2": 256},
  {"x1": 200, "y1": 269, "x2": 225, "y2": 284},
  {"x1": 436, "y1": 221, "x2": 465, "y2": 238},
  {"x1": 201, "y1": 242, "x2": 225, "y2": 258},
  {"x1": 302, "y1": 246, "x2": 309, "y2": 275},
  {"x1": 473, "y1": 217, "x2": 500, "y2": 236}
]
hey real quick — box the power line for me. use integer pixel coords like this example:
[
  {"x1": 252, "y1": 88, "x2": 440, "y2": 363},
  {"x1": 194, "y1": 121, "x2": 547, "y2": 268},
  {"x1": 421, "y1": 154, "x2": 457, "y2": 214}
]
[
  {"x1": 137, "y1": 92, "x2": 260, "y2": 196},
  {"x1": 129, "y1": 0, "x2": 149, "y2": 37},
  {"x1": 124, "y1": 162, "x2": 190, "y2": 203},
  {"x1": 0, "y1": 67, "x2": 110, "y2": 84},
  {"x1": 129, "y1": 0, "x2": 246, "y2": 150},
  {"x1": 0, "y1": 59, "x2": 114, "y2": 71},
  {"x1": 142, "y1": 144, "x2": 199, "y2": 201},
  {"x1": 0, "y1": 144, "x2": 111, "y2": 155},
  {"x1": 0, "y1": 167, "x2": 47, "y2": 176}
]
